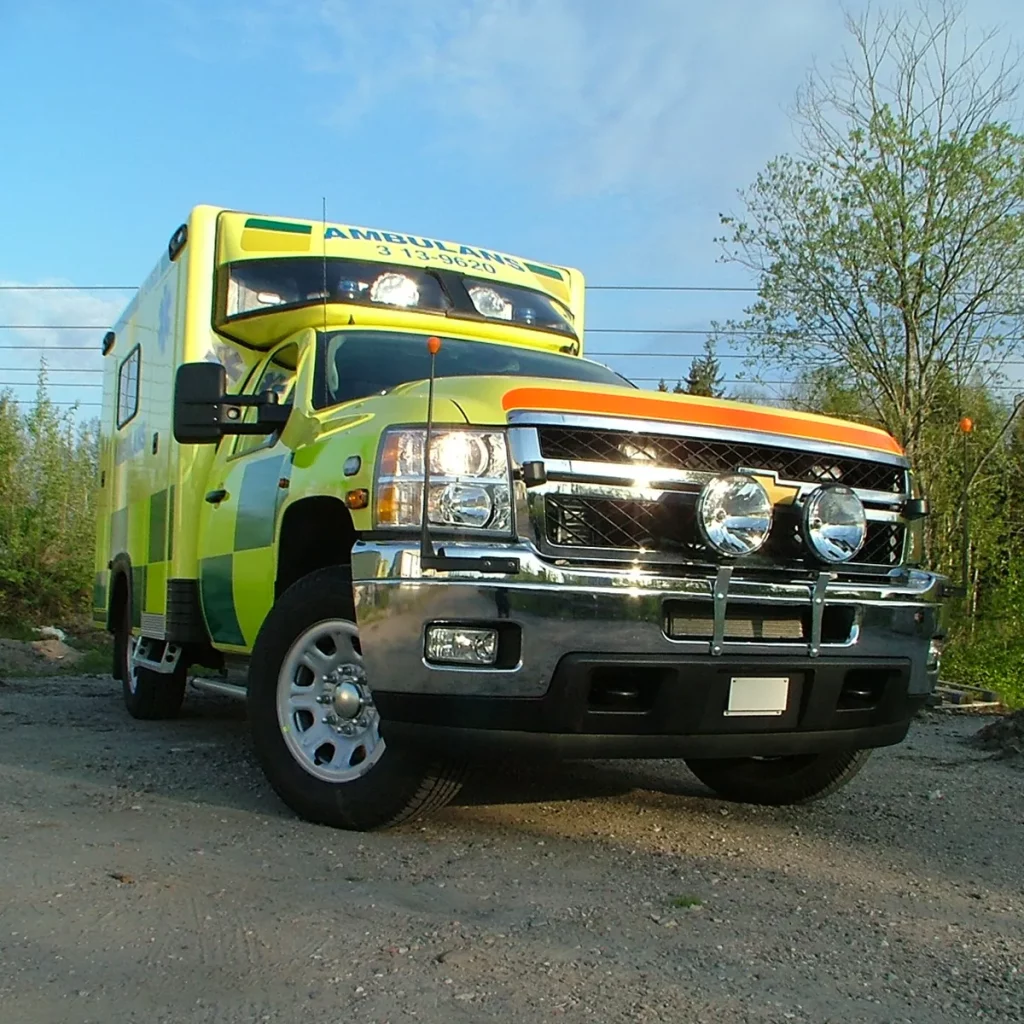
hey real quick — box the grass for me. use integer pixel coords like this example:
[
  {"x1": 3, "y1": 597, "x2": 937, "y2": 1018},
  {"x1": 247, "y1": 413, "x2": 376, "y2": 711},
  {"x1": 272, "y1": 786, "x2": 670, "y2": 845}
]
[
  {"x1": 942, "y1": 625, "x2": 1024, "y2": 710},
  {"x1": 74, "y1": 647, "x2": 112, "y2": 676},
  {"x1": 0, "y1": 618, "x2": 38, "y2": 642},
  {"x1": 668, "y1": 894, "x2": 703, "y2": 910}
]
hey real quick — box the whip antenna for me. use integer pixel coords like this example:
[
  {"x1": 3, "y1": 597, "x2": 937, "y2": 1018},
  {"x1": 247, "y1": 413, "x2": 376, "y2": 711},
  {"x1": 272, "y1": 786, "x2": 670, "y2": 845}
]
[{"x1": 321, "y1": 197, "x2": 328, "y2": 334}]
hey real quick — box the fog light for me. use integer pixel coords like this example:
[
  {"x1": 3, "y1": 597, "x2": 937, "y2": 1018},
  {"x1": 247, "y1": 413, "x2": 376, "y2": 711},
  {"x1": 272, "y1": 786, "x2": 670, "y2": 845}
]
[{"x1": 425, "y1": 626, "x2": 499, "y2": 665}]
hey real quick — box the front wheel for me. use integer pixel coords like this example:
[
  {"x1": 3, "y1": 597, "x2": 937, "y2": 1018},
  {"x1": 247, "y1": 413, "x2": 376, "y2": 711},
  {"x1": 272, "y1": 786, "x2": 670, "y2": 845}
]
[
  {"x1": 247, "y1": 566, "x2": 465, "y2": 831},
  {"x1": 684, "y1": 748, "x2": 872, "y2": 806}
]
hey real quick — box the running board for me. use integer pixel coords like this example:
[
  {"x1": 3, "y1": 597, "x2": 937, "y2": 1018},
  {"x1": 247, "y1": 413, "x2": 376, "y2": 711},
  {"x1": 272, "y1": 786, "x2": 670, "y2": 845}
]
[{"x1": 189, "y1": 676, "x2": 248, "y2": 701}]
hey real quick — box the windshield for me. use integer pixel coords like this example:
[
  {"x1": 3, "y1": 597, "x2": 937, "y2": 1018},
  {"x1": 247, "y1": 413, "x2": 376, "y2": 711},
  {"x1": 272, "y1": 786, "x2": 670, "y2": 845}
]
[
  {"x1": 315, "y1": 330, "x2": 634, "y2": 408},
  {"x1": 220, "y1": 257, "x2": 577, "y2": 338}
]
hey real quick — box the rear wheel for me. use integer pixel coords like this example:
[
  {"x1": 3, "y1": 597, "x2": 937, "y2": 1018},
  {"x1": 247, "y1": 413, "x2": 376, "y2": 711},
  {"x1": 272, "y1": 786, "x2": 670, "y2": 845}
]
[
  {"x1": 685, "y1": 749, "x2": 872, "y2": 805},
  {"x1": 247, "y1": 566, "x2": 465, "y2": 831},
  {"x1": 114, "y1": 591, "x2": 186, "y2": 720}
]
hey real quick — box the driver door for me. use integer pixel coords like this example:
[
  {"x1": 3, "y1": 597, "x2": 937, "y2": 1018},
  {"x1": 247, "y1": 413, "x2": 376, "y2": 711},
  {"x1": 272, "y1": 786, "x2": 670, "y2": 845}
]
[{"x1": 196, "y1": 341, "x2": 299, "y2": 650}]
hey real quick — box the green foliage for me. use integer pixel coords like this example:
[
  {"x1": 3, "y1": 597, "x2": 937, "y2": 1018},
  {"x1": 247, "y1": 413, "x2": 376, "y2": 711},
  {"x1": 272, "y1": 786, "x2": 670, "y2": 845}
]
[
  {"x1": 653, "y1": 341, "x2": 725, "y2": 398},
  {"x1": 713, "y1": 2, "x2": 1024, "y2": 706},
  {"x1": 718, "y1": 3, "x2": 1024, "y2": 464},
  {"x1": 941, "y1": 565, "x2": 1024, "y2": 708},
  {"x1": 685, "y1": 338, "x2": 725, "y2": 398},
  {"x1": 0, "y1": 365, "x2": 99, "y2": 623}
]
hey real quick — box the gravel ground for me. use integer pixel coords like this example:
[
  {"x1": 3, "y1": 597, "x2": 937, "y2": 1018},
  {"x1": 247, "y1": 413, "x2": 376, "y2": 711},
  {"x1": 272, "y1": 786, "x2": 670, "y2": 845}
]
[{"x1": 1, "y1": 673, "x2": 1022, "y2": 1024}]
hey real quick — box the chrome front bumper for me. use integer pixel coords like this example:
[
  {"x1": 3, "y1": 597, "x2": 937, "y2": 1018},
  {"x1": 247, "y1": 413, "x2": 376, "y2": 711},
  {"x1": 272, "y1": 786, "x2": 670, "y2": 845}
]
[{"x1": 351, "y1": 541, "x2": 947, "y2": 700}]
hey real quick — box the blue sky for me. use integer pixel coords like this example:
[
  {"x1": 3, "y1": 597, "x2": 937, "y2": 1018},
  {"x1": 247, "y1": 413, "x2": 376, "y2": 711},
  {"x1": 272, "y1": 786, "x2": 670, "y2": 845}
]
[{"x1": 1, "y1": 0, "x2": 1021, "y2": 414}]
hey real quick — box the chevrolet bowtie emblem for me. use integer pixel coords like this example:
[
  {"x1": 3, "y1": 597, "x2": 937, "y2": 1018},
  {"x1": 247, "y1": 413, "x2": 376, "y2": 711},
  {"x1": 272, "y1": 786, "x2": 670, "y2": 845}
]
[{"x1": 750, "y1": 474, "x2": 802, "y2": 506}]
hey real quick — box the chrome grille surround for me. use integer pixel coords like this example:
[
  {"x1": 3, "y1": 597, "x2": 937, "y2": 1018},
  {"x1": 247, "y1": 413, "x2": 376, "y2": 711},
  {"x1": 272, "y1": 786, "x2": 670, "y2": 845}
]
[{"x1": 507, "y1": 412, "x2": 912, "y2": 576}]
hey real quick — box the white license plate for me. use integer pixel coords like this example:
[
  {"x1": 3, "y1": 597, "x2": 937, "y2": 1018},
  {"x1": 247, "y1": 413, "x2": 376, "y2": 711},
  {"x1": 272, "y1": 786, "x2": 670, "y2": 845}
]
[{"x1": 725, "y1": 676, "x2": 790, "y2": 717}]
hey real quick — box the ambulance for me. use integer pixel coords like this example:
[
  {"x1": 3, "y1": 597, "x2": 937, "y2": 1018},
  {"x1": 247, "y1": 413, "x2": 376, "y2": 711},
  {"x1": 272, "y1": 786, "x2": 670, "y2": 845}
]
[{"x1": 94, "y1": 205, "x2": 948, "y2": 831}]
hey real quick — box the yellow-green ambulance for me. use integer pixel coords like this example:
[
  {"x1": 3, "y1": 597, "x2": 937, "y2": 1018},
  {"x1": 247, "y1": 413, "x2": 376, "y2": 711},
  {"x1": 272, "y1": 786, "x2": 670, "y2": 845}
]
[{"x1": 94, "y1": 205, "x2": 948, "y2": 830}]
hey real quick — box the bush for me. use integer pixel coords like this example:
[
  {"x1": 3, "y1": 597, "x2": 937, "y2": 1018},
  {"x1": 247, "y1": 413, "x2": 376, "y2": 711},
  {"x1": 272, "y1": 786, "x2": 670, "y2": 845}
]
[
  {"x1": 0, "y1": 367, "x2": 99, "y2": 623},
  {"x1": 943, "y1": 622, "x2": 1024, "y2": 710}
]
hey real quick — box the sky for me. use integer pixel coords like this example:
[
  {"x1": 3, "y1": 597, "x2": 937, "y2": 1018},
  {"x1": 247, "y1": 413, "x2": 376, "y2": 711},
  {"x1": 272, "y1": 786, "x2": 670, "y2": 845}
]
[{"x1": 1, "y1": 0, "x2": 1023, "y2": 416}]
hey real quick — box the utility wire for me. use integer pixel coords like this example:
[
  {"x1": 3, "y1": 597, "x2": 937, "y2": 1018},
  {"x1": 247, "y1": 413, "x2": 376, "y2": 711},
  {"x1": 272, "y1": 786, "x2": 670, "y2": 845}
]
[{"x1": 0, "y1": 282, "x2": 753, "y2": 290}]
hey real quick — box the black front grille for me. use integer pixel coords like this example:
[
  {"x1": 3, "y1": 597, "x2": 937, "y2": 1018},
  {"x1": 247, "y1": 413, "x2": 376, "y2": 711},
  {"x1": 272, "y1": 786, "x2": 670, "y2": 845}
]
[
  {"x1": 538, "y1": 426, "x2": 907, "y2": 493},
  {"x1": 543, "y1": 494, "x2": 905, "y2": 568}
]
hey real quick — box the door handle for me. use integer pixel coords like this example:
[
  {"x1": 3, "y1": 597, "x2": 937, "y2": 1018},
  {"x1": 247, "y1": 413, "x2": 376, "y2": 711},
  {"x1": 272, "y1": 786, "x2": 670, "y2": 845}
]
[{"x1": 205, "y1": 488, "x2": 228, "y2": 505}]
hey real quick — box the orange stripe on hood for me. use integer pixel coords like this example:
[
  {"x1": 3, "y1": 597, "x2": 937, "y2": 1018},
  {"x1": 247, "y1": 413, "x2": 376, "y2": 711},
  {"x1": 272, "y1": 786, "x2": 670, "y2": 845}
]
[{"x1": 502, "y1": 387, "x2": 904, "y2": 457}]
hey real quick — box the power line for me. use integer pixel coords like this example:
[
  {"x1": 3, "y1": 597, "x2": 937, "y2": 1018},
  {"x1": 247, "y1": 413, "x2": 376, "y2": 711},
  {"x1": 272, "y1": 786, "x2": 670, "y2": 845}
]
[
  {"x1": 0, "y1": 283, "x2": 757, "y2": 293},
  {"x1": 0, "y1": 285, "x2": 135, "y2": 291},
  {"x1": 6, "y1": 400, "x2": 101, "y2": 407},
  {"x1": 587, "y1": 284, "x2": 756, "y2": 292},
  {"x1": 0, "y1": 381, "x2": 102, "y2": 387}
]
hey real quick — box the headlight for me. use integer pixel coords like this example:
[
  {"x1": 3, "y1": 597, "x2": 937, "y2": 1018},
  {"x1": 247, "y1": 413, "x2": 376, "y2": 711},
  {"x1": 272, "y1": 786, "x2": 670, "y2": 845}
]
[
  {"x1": 803, "y1": 485, "x2": 866, "y2": 563},
  {"x1": 697, "y1": 474, "x2": 773, "y2": 556},
  {"x1": 375, "y1": 428, "x2": 512, "y2": 532}
]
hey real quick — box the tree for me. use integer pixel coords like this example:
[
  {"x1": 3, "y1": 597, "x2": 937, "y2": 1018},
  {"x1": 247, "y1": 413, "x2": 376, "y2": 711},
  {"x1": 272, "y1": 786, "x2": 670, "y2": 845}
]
[
  {"x1": 718, "y1": 1, "x2": 1024, "y2": 470},
  {"x1": 685, "y1": 338, "x2": 725, "y2": 398},
  {"x1": 657, "y1": 379, "x2": 668, "y2": 392},
  {"x1": 0, "y1": 362, "x2": 99, "y2": 622}
]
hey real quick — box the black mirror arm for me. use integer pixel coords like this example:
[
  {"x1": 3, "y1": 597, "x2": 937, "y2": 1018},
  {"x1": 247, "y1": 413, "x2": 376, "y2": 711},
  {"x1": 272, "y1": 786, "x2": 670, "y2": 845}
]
[{"x1": 216, "y1": 390, "x2": 291, "y2": 434}]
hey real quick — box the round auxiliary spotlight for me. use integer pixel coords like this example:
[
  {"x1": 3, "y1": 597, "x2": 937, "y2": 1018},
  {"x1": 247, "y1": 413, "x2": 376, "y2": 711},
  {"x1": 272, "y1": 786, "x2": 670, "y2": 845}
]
[
  {"x1": 803, "y1": 485, "x2": 867, "y2": 563},
  {"x1": 696, "y1": 474, "x2": 774, "y2": 556}
]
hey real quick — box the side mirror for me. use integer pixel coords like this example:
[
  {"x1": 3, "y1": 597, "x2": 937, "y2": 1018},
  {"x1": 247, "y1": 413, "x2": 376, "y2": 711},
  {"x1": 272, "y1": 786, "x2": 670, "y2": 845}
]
[{"x1": 173, "y1": 362, "x2": 290, "y2": 445}]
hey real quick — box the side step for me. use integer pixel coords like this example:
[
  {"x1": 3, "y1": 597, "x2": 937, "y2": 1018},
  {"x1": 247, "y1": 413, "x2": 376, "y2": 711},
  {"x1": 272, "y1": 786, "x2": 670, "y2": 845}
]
[{"x1": 189, "y1": 676, "x2": 248, "y2": 701}]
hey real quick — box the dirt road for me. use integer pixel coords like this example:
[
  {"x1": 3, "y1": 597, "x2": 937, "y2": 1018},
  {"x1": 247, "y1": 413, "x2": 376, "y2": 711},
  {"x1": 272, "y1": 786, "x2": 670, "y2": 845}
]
[{"x1": 1, "y1": 672, "x2": 1022, "y2": 1024}]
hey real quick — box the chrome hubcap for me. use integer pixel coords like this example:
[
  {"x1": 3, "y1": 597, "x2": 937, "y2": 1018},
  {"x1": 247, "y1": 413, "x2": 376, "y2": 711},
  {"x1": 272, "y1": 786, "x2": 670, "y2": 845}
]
[{"x1": 276, "y1": 620, "x2": 385, "y2": 783}]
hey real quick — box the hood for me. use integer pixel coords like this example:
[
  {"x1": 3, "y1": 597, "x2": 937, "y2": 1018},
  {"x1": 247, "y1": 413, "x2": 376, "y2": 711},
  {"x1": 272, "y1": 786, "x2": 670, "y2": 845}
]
[{"x1": 420, "y1": 375, "x2": 903, "y2": 458}]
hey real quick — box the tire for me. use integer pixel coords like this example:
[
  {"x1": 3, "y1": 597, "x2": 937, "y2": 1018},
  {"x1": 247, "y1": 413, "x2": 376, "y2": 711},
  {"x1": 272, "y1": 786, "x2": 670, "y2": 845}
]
[
  {"x1": 684, "y1": 748, "x2": 872, "y2": 806},
  {"x1": 246, "y1": 565, "x2": 465, "y2": 831},
  {"x1": 114, "y1": 591, "x2": 187, "y2": 720}
]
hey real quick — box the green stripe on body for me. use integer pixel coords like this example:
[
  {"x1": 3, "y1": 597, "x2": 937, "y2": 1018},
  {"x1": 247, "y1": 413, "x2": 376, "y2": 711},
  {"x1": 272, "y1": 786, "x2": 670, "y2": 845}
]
[
  {"x1": 524, "y1": 262, "x2": 563, "y2": 281},
  {"x1": 167, "y1": 484, "x2": 175, "y2": 562},
  {"x1": 92, "y1": 573, "x2": 107, "y2": 613},
  {"x1": 131, "y1": 565, "x2": 147, "y2": 628},
  {"x1": 234, "y1": 455, "x2": 288, "y2": 551},
  {"x1": 199, "y1": 555, "x2": 246, "y2": 646},
  {"x1": 148, "y1": 488, "x2": 168, "y2": 564},
  {"x1": 243, "y1": 217, "x2": 312, "y2": 235}
]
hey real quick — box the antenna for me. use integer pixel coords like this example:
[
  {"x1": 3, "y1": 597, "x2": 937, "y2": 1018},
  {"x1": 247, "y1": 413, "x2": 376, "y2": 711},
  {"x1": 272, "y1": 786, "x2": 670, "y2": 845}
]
[
  {"x1": 321, "y1": 197, "x2": 328, "y2": 335},
  {"x1": 418, "y1": 335, "x2": 521, "y2": 576},
  {"x1": 419, "y1": 335, "x2": 441, "y2": 565}
]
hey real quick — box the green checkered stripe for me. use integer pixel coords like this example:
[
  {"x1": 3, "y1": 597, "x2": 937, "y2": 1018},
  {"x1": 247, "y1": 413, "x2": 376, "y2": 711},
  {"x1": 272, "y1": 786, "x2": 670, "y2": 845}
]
[
  {"x1": 95, "y1": 483, "x2": 175, "y2": 628},
  {"x1": 199, "y1": 454, "x2": 288, "y2": 647}
]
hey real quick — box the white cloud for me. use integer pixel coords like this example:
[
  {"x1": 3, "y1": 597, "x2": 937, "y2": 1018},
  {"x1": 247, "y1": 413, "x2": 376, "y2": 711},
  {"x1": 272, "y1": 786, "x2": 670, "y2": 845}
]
[
  {"x1": 308, "y1": 0, "x2": 851, "y2": 199},
  {"x1": 0, "y1": 284, "x2": 130, "y2": 413}
]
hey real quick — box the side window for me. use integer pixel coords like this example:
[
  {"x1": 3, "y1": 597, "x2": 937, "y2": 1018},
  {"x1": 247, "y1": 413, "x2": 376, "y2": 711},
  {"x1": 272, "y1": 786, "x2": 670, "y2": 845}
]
[
  {"x1": 232, "y1": 343, "x2": 299, "y2": 456},
  {"x1": 117, "y1": 346, "x2": 140, "y2": 428}
]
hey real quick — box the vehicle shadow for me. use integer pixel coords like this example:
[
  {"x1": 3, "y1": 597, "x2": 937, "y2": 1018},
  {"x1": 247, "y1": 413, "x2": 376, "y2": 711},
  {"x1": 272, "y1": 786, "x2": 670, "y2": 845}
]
[{"x1": 454, "y1": 757, "x2": 710, "y2": 807}]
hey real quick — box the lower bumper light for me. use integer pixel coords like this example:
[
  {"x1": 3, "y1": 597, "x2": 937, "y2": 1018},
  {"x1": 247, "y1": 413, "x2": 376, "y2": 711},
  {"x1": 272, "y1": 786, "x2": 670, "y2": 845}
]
[{"x1": 425, "y1": 625, "x2": 499, "y2": 666}]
